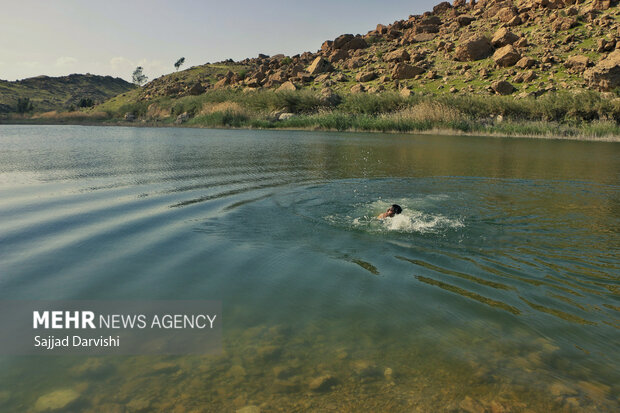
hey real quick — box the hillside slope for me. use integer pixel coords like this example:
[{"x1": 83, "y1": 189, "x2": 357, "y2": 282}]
[
  {"x1": 0, "y1": 74, "x2": 135, "y2": 113},
  {"x1": 119, "y1": 0, "x2": 620, "y2": 104}
]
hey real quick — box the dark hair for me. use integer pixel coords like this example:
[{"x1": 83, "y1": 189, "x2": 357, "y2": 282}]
[{"x1": 391, "y1": 204, "x2": 402, "y2": 214}]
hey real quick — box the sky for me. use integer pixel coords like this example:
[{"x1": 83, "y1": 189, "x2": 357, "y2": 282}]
[{"x1": 0, "y1": 0, "x2": 439, "y2": 82}]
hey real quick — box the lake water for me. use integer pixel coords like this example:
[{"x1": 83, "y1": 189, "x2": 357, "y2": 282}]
[{"x1": 0, "y1": 125, "x2": 618, "y2": 412}]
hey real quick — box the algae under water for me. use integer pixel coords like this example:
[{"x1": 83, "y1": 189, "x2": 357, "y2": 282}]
[{"x1": 0, "y1": 125, "x2": 618, "y2": 412}]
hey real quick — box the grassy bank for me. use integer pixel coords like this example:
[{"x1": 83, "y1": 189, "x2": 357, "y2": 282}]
[{"x1": 3, "y1": 89, "x2": 620, "y2": 140}]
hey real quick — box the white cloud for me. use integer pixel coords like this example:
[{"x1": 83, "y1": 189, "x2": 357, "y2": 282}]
[
  {"x1": 109, "y1": 56, "x2": 132, "y2": 70},
  {"x1": 55, "y1": 56, "x2": 78, "y2": 67}
]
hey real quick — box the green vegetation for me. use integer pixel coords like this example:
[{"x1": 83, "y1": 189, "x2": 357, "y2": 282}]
[
  {"x1": 2, "y1": 0, "x2": 619, "y2": 141},
  {"x1": 16, "y1": 97, "x2": 34, "y2": 113},
  {"x1": 132, "y1": 66, "x2": 148, "y2": 86},
  {"x1": 174, "y1": 57, "x2": 185, "y2": 71},
  {"x1": 0, "y1": 74, "x2": 134, "y2": 114},
  {"x1": 21, "y1": 88, "x2": 617, "y2": 140},
  {"x1": 78, "y1": 97, "x2": 94, "y2": 108}
]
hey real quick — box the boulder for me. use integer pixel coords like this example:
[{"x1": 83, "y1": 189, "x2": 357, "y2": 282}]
[
  {"x1": 328, "y1": 49, "x2": 349, "y2": 63},
  {"x1": 34, "y1": 389, "x2": 81, "y2": 412},
  {"x1": 516, "y1": 56, "x2": 536, "y2": 68},
  {"x1": 315, "y1": 73, "x2": 330, "y2": 83},
  {"x1": 412, "y1": 33, "x2": 437, "y2": 42},
  {"x1": 384, "y1": 49, "x2": 411, "y2": 62},
  {"x1": 433, "y1": 1, "x2": 453, "y2": 14},
  {"x1": 507, "y1": 15, "x2": 523, "y2": 26},
  {"x1": 597, "y1": 38, "x2": 616, "y2": 53},
  {"x1": 456, "y1": 15, "x2": 475, "y2": 26},
  {"x1": 590, "y1": 0, "x2": 614, "y2": 10},
  {"x1": 454, "y1": 35, "x2": 494, "y2": 61},
  {"x1": 321, "y1": 40, "x2": 334, "y2": 51},
  {"x1": 342, "y1": 37, "x2": 369, "y2": 50},
  {"x1": 175, "y1": 112, "x2": 190, "y2": 124},
  {"x1": 351, "y1": 84, "x2": 365, "y2": 93},
  {"x1": 514, "y1": 37, "x2": 528, "y2": 48},
  {"x1": 491, "y1": 28, "x2": 519, "y2": 47},
  {"x1": 415, "y1": 23, "x2": 440, "y2": 33},
  {"x1": 320, "y1": 88, "x2": 341, "y2": 106},
  {"x1": 493, "y1": 45, "x2": 521, "y2": 67},
  {"x1": 188, "y1": 82, "x2": 205, "y2": 95},
  {"x1": 278, "y1": 113, "x2": 295, "y2": 121},
  {"x1": 346, "y1": 57, "x2": 366, "y2": 69},
  {"x1": 333, "y1": 34, "x2": 354, "y2": 49},
  {"x1": 277, "y1": 81, "x2": 297, "y2": 91},
  {"x1": 514, "y1": 70, "x2": 537, "y2": 83},
  {"x1": 333, "y1": 34, "x2": 368, "y2": 51},
  {"x1": 522, "y1": 70, "x2": 538, "y2": 82},
  {"x1": 400, "y1": 87, "x2": 413, "y2": 97},
  {"x1": 214, "y1": 77, "x2": 230, "y2": 89},
  {"x1": 391, "y1": 63, "x2": 425, "y2": 79},
  {"x1": 307, "y1": 57, "x2": 332, "y2": 75},
  {"x1": 584, "y1": 49, "x2": 620, "y2": 91},
  {"x1": 356, "y1": 71, "x2": 377, "y2": 82},
  {"x1": 565, "y1": 55, "x2": 591, "y2": 72},
  {"x1": 492, "y1": 80, "x2": 516, "y2": 95},
  {"x1": 551, "y1": 17, "x2": 577, "y2": 31},
  {"x1": 236, "y1": 407, "x2": 261, "y2": 413},
  {"x1": 309, "y1": 375, "x2": 338, "y2": 392},
  {"x1": 496, "y1": 7, "x2": 518, "y2": 23}
]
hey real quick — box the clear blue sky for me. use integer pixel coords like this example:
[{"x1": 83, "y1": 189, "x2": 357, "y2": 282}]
[{"x1": 0, "y1": 0, "x2": 439, "y2": 82}]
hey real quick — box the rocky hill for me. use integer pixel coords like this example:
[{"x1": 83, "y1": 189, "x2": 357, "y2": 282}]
[
  {"x1": 0, "y1": 74, "x2": 134, "y2": 113},
  {"x1": 126, "y1": 0, "x2": 618, "y2": 104}
]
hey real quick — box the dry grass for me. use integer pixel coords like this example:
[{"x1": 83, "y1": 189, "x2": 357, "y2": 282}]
[
  {"x1": 200, "y1": 101, "x2": 249, "y2": 116},
  {"x1": 384, "y1": 102, "x2": 464, "y2": 123},
  {"x1": 146, "y1": 103, "x2": 171, "y2": 119},
  {"x1": 32, "y1": 110, "x2": 108, "y2": 120}
]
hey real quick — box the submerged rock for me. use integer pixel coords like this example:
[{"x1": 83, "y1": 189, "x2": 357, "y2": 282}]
[
  {"x1": 34, "y1": 389, "x2": 81, "y2": 412},
  {"x1": 459, "y1": 396, "x2": 485, "y2": 413},
  {"x1": 383, "y1": 367, "x2": 394, "y2": 380},
  {"x1": 352, "y1": 360, "x2": 382, "y2": 379},
  {"x1": 71, "y1": 358, "x2": 112, "y2": 378},
  {"x1": 126, "y1": 397, "x2": 151, "y2": 412},
  {"x1": 309, "y1": 374, "x2": 337, "y2": 392},
  {"x1": 236, "y1": 406, "x2": 260, "y2": 413}
]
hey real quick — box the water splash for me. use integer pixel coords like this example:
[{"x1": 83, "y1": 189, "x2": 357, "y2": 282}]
[{"x1": 326, "y1": 198, "x2": 466, "y2": 234}]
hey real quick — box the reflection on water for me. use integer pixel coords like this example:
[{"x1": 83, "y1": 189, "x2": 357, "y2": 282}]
[{"x1": 0, "y1": 125, "x2": 618, "y2": 412}]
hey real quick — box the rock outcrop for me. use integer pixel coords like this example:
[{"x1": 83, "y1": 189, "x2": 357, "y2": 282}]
[
  {"x1": 454, "y1": 35, "x2": 494, "y2": 61},
  {"x1": 585, "y1": 50, "x2": 620, "y2": 91}
]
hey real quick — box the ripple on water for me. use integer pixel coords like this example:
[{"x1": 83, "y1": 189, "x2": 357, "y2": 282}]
[{"x1": 0, "y1": 127, "x2": 618, "y2": 412}]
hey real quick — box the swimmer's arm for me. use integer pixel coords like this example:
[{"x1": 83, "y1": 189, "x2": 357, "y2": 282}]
[{"x1": 377, "y1": 212, "x2": 388, "y2": 219}]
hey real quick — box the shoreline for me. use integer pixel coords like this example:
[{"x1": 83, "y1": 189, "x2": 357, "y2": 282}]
[{"x1": 1, "y1": 118, "x2": 618, "y2": 143}]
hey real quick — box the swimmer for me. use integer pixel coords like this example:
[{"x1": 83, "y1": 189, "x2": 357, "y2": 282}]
[{"x1": 378, "y1": 204, "x2": 402, "y2": 219}]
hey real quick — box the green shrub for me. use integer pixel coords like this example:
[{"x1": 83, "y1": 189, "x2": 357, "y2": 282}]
[
  {"x1": 117, "y1": 101, "x2": 149, "y2": 117},
  {"x1": 16, "y1": 97, "x2": 34, "y2": 113},
  {"x1": 339, "y1": 92, "x2": 406, "y2": 115}
]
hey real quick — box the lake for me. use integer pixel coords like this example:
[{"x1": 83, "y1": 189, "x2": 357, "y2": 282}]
[{"x1": 0, "y1": 125, "x2": 618, "y2": 412}]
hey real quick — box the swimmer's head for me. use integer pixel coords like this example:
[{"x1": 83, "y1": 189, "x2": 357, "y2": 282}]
[{"x1": 386, "y1": 204, "x2": 402, "y2": 217}]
